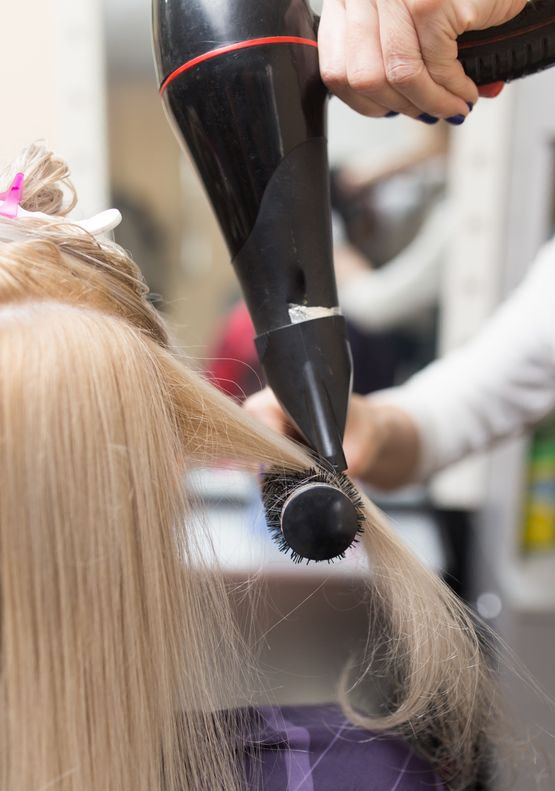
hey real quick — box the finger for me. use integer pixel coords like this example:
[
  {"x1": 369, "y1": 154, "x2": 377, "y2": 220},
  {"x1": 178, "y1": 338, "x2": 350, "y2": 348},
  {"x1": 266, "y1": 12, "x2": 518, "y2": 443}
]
[
  {"x1": 330, "y1": 87, "x2": 393, "y2": 118},
  {"x1": 243, "y1": 388, "x2": 272, "y2": 413},
  {"x1": 420, "y1": 49, "x2": 479, "y2": 113},
  {"x1": 244, "y1": 390, "x2": 286, "y2": 433},
  {"x1": 418, "y1": 0, "x2": 526, "y2": 108},
  {"x1": 343, "y1": 442, "x2": 365, "y2": 479},
  {"x1": 318, "y1": 0, "x2": 348, "y2": 93},
  {"x1": 245, "y1": 389, "x2": 305, "y2": 440},
  {"x1": 344, "y1": 0, "x2": 422, "y2": 118},
  {"x1": 343, "y1": 428, "x2": 374, "y2": 480},
  {"x1": 415, "y1": 3, "x2": 479, "y2": 109},
  {"x1": 320, "y1": 0, "x2": 391, "y2": 117},
  {"x1": 376, "y1": 0, "x2": 470, "y2": 119},
  {"x1": 343, "y1": 399, "x2": 375, "y2": 479}
]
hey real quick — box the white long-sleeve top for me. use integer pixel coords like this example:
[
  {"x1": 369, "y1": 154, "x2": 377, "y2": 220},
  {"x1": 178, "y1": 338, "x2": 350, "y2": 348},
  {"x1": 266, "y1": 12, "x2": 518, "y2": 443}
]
[{"x1": 374, "y1": 238, "x2": 555, "y2": 480}]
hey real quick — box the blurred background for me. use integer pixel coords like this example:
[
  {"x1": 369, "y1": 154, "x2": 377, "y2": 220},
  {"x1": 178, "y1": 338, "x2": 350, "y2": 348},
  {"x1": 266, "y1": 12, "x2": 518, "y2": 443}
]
[{"x1": 2, "y1": 1, "x2": 555, "y2": 788}]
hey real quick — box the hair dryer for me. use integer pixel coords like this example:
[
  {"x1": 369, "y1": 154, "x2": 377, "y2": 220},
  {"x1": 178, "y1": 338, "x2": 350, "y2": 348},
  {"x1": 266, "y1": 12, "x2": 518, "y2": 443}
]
[{"x1": 153, "y1": 0, "x2": 351, "y2": 474}]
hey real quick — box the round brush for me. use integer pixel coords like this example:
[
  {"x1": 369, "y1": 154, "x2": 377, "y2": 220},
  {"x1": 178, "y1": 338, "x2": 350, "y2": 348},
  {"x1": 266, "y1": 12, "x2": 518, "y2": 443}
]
[{"x1": 261, "y1": 467, "x2": 365, "y2": 563}]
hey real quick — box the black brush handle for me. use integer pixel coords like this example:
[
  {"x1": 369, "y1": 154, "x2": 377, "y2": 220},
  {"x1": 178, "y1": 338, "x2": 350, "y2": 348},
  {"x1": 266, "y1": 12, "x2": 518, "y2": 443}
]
[{"x1": 457, "y1": 0, "x2": 555, "y2": 85}]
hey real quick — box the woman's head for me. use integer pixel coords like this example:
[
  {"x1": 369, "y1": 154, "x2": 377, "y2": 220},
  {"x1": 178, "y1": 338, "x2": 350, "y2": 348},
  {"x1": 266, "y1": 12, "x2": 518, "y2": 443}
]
[
  {"x1": 0, "y1": 145, "x2": 496, "y2": 791},
  {"x1": 0, "y1": 146, "x2": 291, "y2": 791}
]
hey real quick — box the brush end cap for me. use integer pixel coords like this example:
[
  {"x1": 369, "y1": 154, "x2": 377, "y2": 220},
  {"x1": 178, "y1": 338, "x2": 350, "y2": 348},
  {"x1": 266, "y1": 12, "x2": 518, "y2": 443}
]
[{"x1": 281, "y1": 483, "x2": 360, "y2": 562}]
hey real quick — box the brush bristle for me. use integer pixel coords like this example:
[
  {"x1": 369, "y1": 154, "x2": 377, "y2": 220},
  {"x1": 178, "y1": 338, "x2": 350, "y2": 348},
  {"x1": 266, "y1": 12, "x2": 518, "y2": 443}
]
[{"x1": 260, "y1": 467, "x2": 365, "y2": 563}]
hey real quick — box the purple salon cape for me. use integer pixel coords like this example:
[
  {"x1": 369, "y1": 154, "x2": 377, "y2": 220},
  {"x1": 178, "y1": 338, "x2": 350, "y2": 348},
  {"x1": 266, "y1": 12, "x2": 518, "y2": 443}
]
[{"x1": 240, "y1": 704, "x2": 446, "y2": 791}]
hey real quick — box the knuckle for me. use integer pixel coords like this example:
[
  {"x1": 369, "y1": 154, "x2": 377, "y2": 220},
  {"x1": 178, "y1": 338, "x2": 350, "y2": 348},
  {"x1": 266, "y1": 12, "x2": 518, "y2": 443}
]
[
  {"x1": 320, "y1": 63, "x2": 347, "y2": 91},
  {"x1": 409, "y1": 0, "x2": 476, "y2": 30},
  {"x1": 407, "y1": 0, "x2": 443, "y2": 20},
  {"x1": 347, "y1": 65, "x2": 385, "y2": 95},
  {"x1": 384, "y1": 57, "x2": 423, "y2": 88},
  {"x1": 456, "y1": 4, "x2": 478, "y2": 30}
]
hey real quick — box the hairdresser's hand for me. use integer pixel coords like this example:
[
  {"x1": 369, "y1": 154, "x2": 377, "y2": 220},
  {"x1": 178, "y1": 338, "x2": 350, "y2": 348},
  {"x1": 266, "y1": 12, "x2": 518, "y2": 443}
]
[
  {"x1": 245, "y1": 388, "x2": 420, "y2": 489},
  {"x1": 318, "y1": 0, "x2": 526, "y2": 121}
]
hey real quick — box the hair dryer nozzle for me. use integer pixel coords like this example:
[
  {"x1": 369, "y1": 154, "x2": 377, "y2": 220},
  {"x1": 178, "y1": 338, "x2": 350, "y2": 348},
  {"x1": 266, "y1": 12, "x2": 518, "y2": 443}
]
[{"x1": 256, "y1": 316, "x2": 352, "y2": 472}]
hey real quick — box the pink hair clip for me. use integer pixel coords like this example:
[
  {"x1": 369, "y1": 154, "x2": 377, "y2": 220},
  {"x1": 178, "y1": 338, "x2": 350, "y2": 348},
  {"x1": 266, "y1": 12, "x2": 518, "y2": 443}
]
[
  {"x1": 0, "y1": 172, "x2": 25, "y2": 219},
  {"x1": 0, "y1": 169, "x2": 122, "y2": 240}
]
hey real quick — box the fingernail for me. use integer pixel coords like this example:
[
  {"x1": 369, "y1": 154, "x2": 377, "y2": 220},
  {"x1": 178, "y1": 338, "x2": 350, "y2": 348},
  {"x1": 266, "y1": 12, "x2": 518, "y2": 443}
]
[
  {"x1": 446, "y1": 114, "x2": 466, "y2": 126},
  {"x1": 418, "y1": 113, "x2": 439, "y2": 125},
  {"x1": 467, "y1": 102, "x2": 474, "y2": 112},
  {"x1": 385, "y1": 111, "x2": 399, "y2": 118}
]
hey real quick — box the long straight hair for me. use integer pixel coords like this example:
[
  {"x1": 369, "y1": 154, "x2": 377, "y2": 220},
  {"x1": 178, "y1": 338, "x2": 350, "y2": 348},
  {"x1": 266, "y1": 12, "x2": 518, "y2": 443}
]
[{"x1": 0, "y1": 146, "x2": 496, "y2": 790}]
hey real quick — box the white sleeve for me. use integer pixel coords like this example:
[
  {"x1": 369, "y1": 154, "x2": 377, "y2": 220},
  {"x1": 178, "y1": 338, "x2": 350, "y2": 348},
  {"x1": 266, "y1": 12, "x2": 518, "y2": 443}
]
[{"x1": 372, "y1": 239, "x2": 555, "y2": 479}]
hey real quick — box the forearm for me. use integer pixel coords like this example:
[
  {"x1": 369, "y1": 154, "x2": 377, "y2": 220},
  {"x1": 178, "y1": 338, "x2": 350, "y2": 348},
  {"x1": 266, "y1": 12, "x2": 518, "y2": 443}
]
[{"x1": 366, "y1": 239, "x2": 555, "y2": 483}]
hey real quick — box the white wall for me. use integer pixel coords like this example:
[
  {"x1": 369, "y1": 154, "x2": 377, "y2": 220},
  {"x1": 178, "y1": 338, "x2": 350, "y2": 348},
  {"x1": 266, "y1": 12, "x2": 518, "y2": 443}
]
[{"x1": 0, "y1": 0, "x2": 108, "y2": 217}]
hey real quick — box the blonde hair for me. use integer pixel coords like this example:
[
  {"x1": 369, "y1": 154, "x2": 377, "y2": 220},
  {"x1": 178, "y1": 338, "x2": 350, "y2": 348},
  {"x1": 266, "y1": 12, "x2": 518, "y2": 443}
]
[{"x1": 0, "y1": 145, "x2": 495, "y2": 790}]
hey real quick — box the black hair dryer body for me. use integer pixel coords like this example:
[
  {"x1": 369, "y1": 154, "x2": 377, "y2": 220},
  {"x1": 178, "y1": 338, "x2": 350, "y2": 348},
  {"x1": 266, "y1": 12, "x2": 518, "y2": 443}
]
[{"x1": 153, "y1": 0, "x2": 352, "y2": 472}]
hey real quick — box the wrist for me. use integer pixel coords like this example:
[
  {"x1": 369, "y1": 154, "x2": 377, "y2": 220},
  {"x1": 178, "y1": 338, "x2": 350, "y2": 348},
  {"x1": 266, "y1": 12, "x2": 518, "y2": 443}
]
[{"x1": 365, "y1": 402, "x2": 421, "y2": 490}]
